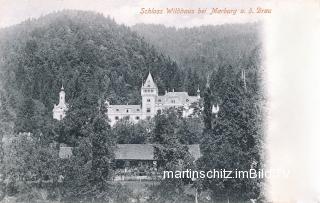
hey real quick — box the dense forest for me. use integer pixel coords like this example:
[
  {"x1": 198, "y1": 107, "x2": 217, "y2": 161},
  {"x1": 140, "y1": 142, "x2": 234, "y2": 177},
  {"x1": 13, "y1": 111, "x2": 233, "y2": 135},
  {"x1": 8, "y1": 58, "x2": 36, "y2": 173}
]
[
  {"x1": 0, "y1": 10, "x2": 187, "y2": 126},
  {"x1": 132, "y1": 23, "x2": 261, "y2": 77},
  {"x1": 0, "y1": 10, "x2": 264, "y2": 203}
]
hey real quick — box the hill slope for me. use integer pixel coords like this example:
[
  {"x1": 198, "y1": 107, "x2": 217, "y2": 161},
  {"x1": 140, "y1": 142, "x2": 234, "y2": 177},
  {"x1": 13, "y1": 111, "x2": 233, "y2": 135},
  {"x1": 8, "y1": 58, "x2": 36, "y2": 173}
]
[
  {"x1": 132, "y1": 23, "x2": 261, "y2": 76},
  {"x1": 0, "y1": 10, "x2": 183, "y2": 132}
]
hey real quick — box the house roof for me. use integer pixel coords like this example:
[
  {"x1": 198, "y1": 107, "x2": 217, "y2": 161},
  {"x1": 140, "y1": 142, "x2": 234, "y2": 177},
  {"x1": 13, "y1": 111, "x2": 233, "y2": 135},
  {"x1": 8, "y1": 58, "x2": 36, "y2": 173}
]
[
  {"x1": 59, "y1": 144, "x2": 201, "y2": 161},
  {"x1": 115, "y1": 144, "x2": 155, "y2": 160},
  {"x1": 114, "y1": 144, "x2": 201, "y2": 161}
]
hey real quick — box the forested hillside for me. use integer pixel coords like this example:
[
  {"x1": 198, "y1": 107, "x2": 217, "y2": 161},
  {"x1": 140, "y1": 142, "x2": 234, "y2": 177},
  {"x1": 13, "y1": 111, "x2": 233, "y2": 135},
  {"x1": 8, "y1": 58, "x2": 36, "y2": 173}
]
[
  {"x1": 132, "y1": 23, "x2": 261, "y2": 77},
  {"x1": 0, "y1": 10, "x2": 184, "y2": 133}
]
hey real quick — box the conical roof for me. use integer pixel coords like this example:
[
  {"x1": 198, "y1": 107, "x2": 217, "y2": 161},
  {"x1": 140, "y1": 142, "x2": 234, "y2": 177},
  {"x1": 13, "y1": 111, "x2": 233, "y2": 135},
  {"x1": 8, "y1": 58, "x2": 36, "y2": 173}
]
[{"x1": 143, "y1": 72, "x2": 157, "y2": 89}]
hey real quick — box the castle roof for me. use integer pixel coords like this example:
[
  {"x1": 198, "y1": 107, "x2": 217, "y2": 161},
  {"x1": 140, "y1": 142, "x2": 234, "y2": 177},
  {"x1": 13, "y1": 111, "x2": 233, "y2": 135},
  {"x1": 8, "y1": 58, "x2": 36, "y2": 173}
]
[
  {"x1": 165, "y1": 92, "x2": 189, "y2": 97},
  {"x1": 156, "y1": 91, "x2": 199, "y2": 105},
  {"x1": 108, "y1": 105, "x2": 141, "y2": 114},
  {"x1": 142, "y1": 72, "x2": 157, "y2": 89}
]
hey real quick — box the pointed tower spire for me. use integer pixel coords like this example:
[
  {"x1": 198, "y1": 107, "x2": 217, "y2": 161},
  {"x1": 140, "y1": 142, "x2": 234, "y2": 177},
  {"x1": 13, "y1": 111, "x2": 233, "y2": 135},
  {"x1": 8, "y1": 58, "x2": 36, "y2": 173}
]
[
  {"x1": 61, "y1": 84, "x2": 64, "y2": 91},
  {"x1": 141, "y1": 71, "x2": 158, "y2": 118},
  {"x1": 143, "y1": 72, "x2": 157, "y2": 88},
  {"x1": 141, "y1": 71, "x2": 158, "y2": 96}
]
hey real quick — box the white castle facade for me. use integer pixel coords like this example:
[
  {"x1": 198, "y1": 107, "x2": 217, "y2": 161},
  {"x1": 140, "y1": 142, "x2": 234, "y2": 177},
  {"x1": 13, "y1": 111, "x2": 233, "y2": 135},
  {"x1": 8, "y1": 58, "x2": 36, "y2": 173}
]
[
  {"x1": 53, "y1": 73, "x2": 200, "y2": 126},
  {"x1": 106, "y1": 72, "x2": 200, "y2": 126}
]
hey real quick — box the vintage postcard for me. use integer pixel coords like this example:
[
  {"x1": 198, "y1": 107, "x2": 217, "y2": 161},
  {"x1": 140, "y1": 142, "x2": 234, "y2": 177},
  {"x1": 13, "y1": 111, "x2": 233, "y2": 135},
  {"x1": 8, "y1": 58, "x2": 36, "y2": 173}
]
[{"x1": 0, "y1": 0, "x2": 319, "y2": 203}]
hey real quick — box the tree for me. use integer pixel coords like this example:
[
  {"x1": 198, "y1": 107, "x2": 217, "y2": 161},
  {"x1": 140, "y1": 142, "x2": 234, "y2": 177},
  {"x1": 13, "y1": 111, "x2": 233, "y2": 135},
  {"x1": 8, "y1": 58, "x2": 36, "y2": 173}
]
[
  {"x1": 199, "y1": 62, "x2": 264, "y2": 201},
  {"x1": 203, "y1": 79, "x2": 213, "y2": 131},
  {"x1": 150, "y1": 108, "x2": 196, "y2": 203},
  {"x1": 2, "y1": 133, "x2": 60, "y2": 199},
  {"x1": 90, "y1": 111, "x2": 114, "y2": 187},
  {"x1": 112, "y1": 119, "x2": 150, "y2": 144},
  {"x1": 176, "y1": 117, "x2": 203, "y2": 145},
  {"x1": 183, "y1": 68, "x2": 200, "y2": 96}
]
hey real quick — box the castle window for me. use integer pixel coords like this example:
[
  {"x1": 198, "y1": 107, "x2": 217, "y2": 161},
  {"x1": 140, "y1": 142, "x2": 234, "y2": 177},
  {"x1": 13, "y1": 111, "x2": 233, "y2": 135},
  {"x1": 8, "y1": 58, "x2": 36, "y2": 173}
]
[
  {"x1": 151, "y1": 90, "x2": 154, "y2": 92},
  {"x1": 126, "y1": 109, "x2": 129, "y2": 113},
  {"x1": 144, "y1": 90, "x2": 147, "y2": 93},
  {"x1": 137, "y1": 109, "x2": 140, "y2": 111},
  {"x1": 158, "y1": 99, "x2": 161, "y2": 102},
  {"x1": 136, "y1": 116, "x2": 140, "y2": 120},
  {"x1": 171, "y1": 100, "x2": 175, "y2": 104},
  {"x1": 116, "y1": 109, "x2": 119, "y2": 112},
  {"x1": 147, "y1": 99, "x2": 150, "y2": 102},
  {"x1": 147, "y1": 85, "x2": 150, "y2": 87},
  {"x1": 115, "y1": 116, "x2": 119, "y2": 120},
  {"x1": 186, "y1": 99, "x2": 189, "y2": 102},
  {"x1": 147, "y1": 108, "x2": 151, "y2": 113}
]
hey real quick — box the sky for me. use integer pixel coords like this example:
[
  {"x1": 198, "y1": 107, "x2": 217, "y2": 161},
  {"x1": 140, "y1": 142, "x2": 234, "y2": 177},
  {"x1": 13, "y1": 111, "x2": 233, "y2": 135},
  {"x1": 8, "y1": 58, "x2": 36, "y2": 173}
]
[{"x1": 0, "y1": 0, "x2": 280, "y2": 28}]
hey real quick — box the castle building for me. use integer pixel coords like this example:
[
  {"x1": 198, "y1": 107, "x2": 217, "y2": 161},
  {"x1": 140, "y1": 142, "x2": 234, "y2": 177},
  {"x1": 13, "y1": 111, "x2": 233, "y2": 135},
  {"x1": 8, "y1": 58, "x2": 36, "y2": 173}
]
[
  {"x1": 106, "y1": 72, "x2": 200, "y2": 126},
  {"x1": 53, "y1": 85, "x2": 68, "y2": 121}
]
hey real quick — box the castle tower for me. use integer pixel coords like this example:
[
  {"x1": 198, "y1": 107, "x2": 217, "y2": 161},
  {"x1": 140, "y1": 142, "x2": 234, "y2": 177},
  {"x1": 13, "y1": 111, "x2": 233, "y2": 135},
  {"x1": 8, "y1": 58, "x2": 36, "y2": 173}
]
[
  {"x1": 53, "y1": 85, "x2": 68, "y2": 120},
  {"x1": 141, "y1": 72, "x2": 158, "y2": 119},
  {"x1": 59, "y1": 85, "x2": 66, "y2": 106}
]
